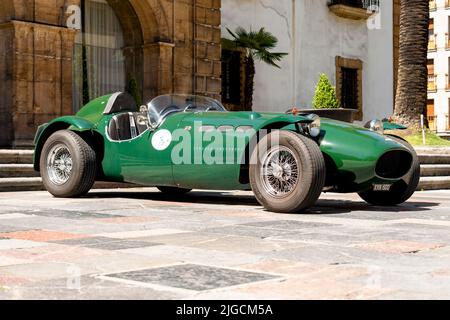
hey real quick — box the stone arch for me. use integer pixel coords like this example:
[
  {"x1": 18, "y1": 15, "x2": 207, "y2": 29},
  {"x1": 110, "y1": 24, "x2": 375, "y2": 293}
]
[
  {"x1": 106, "y1": 0, "x2": 173, "y2": 100},
  {"x1": 129, "y1": 0, "x2": 171, "y2": 43}
]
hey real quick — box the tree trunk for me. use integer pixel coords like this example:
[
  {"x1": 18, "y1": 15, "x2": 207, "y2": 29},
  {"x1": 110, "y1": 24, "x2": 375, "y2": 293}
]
[
  {"x1": 244, "y1": 55, "x2": 255, "y2": 111},
  {"x1": 393, "y1": 0, "x2": 429, "y2": 128}
]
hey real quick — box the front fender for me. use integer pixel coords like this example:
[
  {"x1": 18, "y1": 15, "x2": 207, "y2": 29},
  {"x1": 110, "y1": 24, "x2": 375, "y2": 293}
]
[
  {"x1": 33, "y1": 116, "x2": 96, "y2": 171},
  {"x1": 253, "y1": 114, "x2": 313, "y2": 132}
]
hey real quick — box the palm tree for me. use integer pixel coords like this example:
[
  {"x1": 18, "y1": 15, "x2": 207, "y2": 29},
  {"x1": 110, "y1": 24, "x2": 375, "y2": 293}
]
[
  {"x1": 222, "y1": 27, "x2": 288, "y2": 111},
  {"x1": 393, "y1": 0, "x2": 429, "y2": 128}
]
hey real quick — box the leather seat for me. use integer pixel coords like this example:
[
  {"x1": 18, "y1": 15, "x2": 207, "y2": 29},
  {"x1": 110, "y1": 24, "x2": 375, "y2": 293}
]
[
  {"x1": 108, "y1": 113, "x2": 132, "y2": 141},
  {"x1": 108, "y1": 112, "x2": 148, "y2": 141}
]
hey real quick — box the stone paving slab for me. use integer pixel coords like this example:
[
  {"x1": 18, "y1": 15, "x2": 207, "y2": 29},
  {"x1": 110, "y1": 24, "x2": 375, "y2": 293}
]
[
  {"x1": 52, "y1": 237, "x2": 160, "y2": 251},
  {"x1": 0, "y1": 188, "x2": 449, "y2": 299},
  {"x1": 105, "y1": 264, "x2": 279, "y2": 292}
]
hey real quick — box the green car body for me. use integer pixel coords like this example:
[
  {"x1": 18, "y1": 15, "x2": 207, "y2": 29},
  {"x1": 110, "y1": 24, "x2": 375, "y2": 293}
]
[{"x1": 34, "y1": 93, "x2": 418, "y2": 212}]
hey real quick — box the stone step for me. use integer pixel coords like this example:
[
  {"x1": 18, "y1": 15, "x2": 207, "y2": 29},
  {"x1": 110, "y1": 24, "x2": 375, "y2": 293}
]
[
  {"x1": 0, "y1": 164, "x2": 40, "y2": 178},
  {"x1": 0, "y1": 177, "x2": 141, "y2": 192},
  {"x1": 418, "y1": 154, "x2": 450, "y2": 165},
  {"x1": 0, "y1": 177, "x2": 43, "y2": 191},
  {"x1": 0, "y1": 150, "x2": 34, "y2": 164},
  {"x1": 420, "y1": 164, "x2": 450, "y2": 177},
  {"x1": 418, "y1": 176, "x2": 450, "y2": 191}
]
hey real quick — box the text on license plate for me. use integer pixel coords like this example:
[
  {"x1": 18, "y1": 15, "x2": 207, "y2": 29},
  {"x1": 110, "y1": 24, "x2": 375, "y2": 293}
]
[{"x1": 373, "y1": 184, "x2": 392, "y2": 192}]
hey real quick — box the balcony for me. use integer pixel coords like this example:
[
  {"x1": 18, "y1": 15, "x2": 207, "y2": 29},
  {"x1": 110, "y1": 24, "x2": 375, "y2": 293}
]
[
  {"x1": 427, "y1": 115, "x2": 437, "y2": 132},
  {"x1": 428, "y1": 34, "x2": 437, "y2": 51},
  {"x1": 328, "y1": 0, "x2": 380, "y2": 20},
  {"x1": 428, "y1": 74, "x2": 437, "y2": 92},
  {"x1": 430, "y1": 0, "x2": 437, "y2": 11},
  {"x1": 428, "y1": 115, "x2": 450, "y2": 133}
]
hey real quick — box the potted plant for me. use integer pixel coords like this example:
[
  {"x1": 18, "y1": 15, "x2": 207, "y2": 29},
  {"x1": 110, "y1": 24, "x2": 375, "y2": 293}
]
[{"x1": 302, "y1": 73, "x2": 357, "y2": 123}]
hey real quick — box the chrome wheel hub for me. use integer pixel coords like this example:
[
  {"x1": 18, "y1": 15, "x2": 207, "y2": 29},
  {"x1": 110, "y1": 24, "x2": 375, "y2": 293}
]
[
  {"x1": 47, "y1": 144, "x2": 73, "y2": 185},
  {"x1": 260, "y1": 146, "x2": 299, "y2": 197}
]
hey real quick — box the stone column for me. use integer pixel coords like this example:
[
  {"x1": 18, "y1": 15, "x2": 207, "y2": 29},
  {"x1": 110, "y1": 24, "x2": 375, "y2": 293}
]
[
  {"x1": 193, "y1": 0, "x2": 222, "y2": 100},
  {"x1": 142, "y1": 41, "x2": 175, "y2": 100},
  {"x1": 0, "y1": 23, "x2": 14, "y2": 147},
  {"x1": 2, "y1": 21, "x2": 77, "y2": 147}
]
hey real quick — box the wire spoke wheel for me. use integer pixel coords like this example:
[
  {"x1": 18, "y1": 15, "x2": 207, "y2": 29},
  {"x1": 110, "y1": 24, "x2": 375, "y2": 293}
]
[
  {"x1": 260, "y1": 146, "x2": 299, "y2": 198},
  {"x1": 47, "y1": 144, "x2": 73, "y2": 185}
]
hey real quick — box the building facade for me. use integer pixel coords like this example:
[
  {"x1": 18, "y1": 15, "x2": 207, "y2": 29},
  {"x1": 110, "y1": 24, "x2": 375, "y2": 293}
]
[
  {"x1": 222, "y1": 0, "x2": 396, "y2": 123},
  {"x1": 428, "y1": 0, "x2": 450, "y2": 135},
  {"x1": 0, "y1": 0, "x2": 222, "y2": 147},
  {"x1": 0, "y1": 0, "x2": 399, "y2": 148}
]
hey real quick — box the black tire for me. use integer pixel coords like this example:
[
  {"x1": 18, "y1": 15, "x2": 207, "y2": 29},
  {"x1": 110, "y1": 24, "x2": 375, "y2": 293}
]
[
  {"x1": 358, "y1": 136, "x2": 420, "y2": 206},
  {"x1": 157, "y1": 186, "x2": 192, "y2": 195},
  {"x1": 40, "y1": 130, "x2": 97, "y2": 198},
  {"x1": 249, "y1": 130, "x2": 326, "y2": 213}
]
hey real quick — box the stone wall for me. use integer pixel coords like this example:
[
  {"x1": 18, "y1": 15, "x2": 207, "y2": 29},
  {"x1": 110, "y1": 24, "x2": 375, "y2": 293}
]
[{"x1": 0, "y1": 0, "x2": 222, "y2": 147}]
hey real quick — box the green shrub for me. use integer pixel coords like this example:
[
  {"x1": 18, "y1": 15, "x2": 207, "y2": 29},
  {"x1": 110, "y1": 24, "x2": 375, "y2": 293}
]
[
  {"x1": 312, "y1": 74, "x2": 340, "y2": 109},
  {"x1": 126, "y1": 75, "x2": 142, "y2": 106}
]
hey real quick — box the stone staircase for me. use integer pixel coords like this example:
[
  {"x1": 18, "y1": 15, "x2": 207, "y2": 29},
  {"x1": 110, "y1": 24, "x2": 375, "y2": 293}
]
[
  {"x1": 1, "y1": 148, "x2": 450, "y2": 192},
  {"x1": 417, "y1": 148, "x2": 450, "y2": 190},
  {"x1": 0, "y1": 150, "x2": 137, "y2": 192}
]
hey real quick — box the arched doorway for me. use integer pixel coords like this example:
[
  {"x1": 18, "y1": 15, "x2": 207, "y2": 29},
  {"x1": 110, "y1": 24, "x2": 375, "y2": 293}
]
[{"x1": 72, "y1": 0, "x2": 143, "y2": 112}]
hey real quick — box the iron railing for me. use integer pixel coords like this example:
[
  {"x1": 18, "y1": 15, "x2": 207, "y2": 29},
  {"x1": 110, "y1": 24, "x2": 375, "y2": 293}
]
[
  {"x1": 428, "y1": 74, "x2": 438, "y2": 91},
  {"x1": 328, "y1": 0, "x2": 380, "y2": 11},
  {"x1": 428, "y1": 34, "x2": 437, "y2": 51},
  {"x1": 426, "y1": 114, "x2": 450, "y2": 132},
  {"x1": 427, "y1": 115, "x2": 438, "y2": 132}
]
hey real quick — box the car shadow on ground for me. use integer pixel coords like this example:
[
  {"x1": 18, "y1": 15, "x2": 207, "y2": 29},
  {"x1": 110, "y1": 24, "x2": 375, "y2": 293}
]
[{"x1": 86, "y1": 190, "x2": 439, "y2": 215}]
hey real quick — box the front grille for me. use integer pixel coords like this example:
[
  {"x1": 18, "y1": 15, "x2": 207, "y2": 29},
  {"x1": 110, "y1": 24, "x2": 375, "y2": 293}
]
[{"x1": 375, "y1": 150, "x2": 413, "y2": 179}]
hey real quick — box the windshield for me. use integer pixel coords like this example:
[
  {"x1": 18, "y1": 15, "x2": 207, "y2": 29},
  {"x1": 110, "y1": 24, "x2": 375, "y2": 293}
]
[{"x1": 147, "y1": 94, "x2": 227, "y2": 127}]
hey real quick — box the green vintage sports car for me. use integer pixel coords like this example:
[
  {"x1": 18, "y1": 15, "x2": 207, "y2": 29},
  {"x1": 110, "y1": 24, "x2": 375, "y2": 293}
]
[{"x1": 34, "y1": 93, "x2": 420, "y2": 213}]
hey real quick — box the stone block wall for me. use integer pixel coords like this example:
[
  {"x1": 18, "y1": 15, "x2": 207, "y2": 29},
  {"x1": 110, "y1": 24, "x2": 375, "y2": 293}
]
[{"x1": 0, "y1": 0, "x2": 222, "y2": 147}]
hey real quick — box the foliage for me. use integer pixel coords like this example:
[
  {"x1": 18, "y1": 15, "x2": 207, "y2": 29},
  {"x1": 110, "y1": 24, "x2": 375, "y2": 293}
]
[
  {"x1": 126, "y1": 75, "x2": 142, "y2": 107},
  {"x1": 312, "y1": 74, "x2": 340, "y2": 109},
  {"x1": 82, "y1": 45, "x2": 90, "y2": 105},
  {"x1": 404, "y1": 131, "x2": 450, "y2": 146},
  {"x1": 222, "y1": 27, "x2": 288, "y2": 110},
  {"x1": 222, "y1": 27, "x2": 288, "y2": 68}
]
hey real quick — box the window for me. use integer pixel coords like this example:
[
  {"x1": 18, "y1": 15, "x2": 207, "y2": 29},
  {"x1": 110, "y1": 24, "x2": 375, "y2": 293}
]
[
  {"x1": 221, "y1": 49, "x2": 242, "y2": 106},
  {"x1": 72, "y1": 0, "x2": 126, "y2": 112},
  {"x1": 335, "y1": 56, "x2": 363, "y2": 120},
  {"x1": 448, "y1": 57, "x2": 450, "y2": 89},
  {"x1": 426, "y1": 99, "x2": 436, "y2": 131},
  {"x1": 429, "y1": 18, "x2": 436, "y2": 51},
  {"x1": 448, "y1": 99, "x2": 450, "y2": 131},
  {"x1": 428, "y1": 59, "x2": 437, "y2": 92},
  {"x1": 447, "y1": 16, "x2": 450, "y2": 48},
  {"x1": 340, "y1": 68, "x2": 358, "y2": 110}
]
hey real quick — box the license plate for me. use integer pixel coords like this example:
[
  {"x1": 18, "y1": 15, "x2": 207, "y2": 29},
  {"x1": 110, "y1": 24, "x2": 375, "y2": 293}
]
[{"x1": 373, "y1": 184, "x2": 392, "y2": 192}]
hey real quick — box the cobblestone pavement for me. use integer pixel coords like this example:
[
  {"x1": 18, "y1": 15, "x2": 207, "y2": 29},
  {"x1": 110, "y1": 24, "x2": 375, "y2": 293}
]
[{"x1": 0, "y1": 189, "x2": 449, "y2": 300}]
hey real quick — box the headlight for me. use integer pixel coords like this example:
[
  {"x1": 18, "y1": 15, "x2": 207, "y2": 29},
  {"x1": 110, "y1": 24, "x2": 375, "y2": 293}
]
[
  {"x1": 306, "y1": 114, "x2": 321, "y2": 137},
  {"x1": 369, "y1": 119, "x2": 384, "y2": 134}
]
